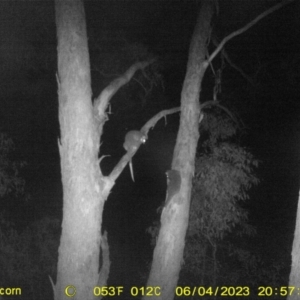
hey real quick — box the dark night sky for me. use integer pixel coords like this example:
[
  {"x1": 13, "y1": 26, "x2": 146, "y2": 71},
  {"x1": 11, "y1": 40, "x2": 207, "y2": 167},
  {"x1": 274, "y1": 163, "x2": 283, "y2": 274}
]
[{"x1": 0, "y1": 0, "x2": 299, "y2": 285}]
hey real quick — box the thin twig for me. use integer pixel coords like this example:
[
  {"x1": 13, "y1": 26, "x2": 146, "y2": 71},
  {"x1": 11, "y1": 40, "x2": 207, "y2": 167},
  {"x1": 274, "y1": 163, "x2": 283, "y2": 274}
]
[{"x1": 208, "y1": 0, "x2": 295, "y2": 64}]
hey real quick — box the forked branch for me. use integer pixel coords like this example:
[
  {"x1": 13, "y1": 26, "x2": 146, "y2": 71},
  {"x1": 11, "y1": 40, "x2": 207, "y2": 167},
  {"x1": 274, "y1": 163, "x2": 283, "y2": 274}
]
[
  {"x1": 208, "y1": 0, "x2": 295, "y2": 64},
  {"x1": 109, "y1": 107, "x2": 180, "y2": 183}
]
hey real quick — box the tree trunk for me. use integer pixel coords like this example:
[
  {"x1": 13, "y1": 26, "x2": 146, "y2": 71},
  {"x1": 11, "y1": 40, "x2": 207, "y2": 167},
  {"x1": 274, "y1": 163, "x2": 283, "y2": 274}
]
[
  {"x1": 145, "y1": 2, "x2": 213, "y2": 300},
  {"x1": 288, "y1": 190, "x2": 300, "y2": 299},
  {"x1": 53, "y1": 1, "x2": 154, "y2": 298},
  {"x1": 54, "y1": 1, "x2": 105, "y2": 299}
]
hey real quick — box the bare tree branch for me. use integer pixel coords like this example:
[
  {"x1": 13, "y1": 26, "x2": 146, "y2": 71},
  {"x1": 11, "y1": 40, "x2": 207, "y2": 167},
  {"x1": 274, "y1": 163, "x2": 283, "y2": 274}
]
[
  {"x1": 109, "y1": 107, "x2": 180, "y2": 183},
  {"x1": 208, "y1": 0, "x2": 295, "y2": 64},
  {"x1": 212, "y1": 36, "x2": 255, "y2": 86},
  {"x1": 222, "y1": 48, "x2": 255, "y2": 86},
  {"x1": 141, "y1": 107, "x2": 181, "y2": 135},
  {"x1": 94, "y1": 59, "x2": 155, "y2": 123}
]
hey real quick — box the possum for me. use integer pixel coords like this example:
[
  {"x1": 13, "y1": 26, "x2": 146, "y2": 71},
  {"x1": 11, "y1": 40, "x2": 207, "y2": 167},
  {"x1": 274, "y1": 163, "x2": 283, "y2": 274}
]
[
  {"x1": 165, "y1": 169, "x2": 181, "y2": 205},
  {"x1": 123, "y1": 130, "x2": 146, "y2": 181},
  {"x1": 123, "y1": 130, "x2": 146, "y2": 152}
]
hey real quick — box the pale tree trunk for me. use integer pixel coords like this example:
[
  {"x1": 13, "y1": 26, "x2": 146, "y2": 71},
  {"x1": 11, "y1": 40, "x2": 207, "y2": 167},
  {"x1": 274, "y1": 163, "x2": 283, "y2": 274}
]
[
  {"x1": 54, "y1": 1, "x2": 104, "y2": 299},
  {"x1": 54, "y1": 1, "x2": 154, "y2": 299},
  {"x1": 144, "y1": 2, "x2": 214, "y2": 299},
  {"x1": 53, "y1": 0, "x2": 289, "y2": 299},
  {"x1": 144, "y1": 2, "x2": 293, "y2": 299},
  {"x1": 288, "y1": 190, "x2": 300, "y2": 300}
]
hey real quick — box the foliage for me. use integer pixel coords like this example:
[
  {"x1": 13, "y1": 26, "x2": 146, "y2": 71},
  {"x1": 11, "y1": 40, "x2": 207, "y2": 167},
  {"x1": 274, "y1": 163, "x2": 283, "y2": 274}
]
[
  {"x1": 181, "y1": 111, "x2": 259, "y2": 286},
  {"x1": 0, "y1": 133, "x2": 26, "y2": 199},
  {"x1": 189, "y1": 111, "x2": 259, "y2": 240},
  {"x1": 147, "y1": 113, "x2": 259, "y2": 251},
  {"x1": 0, "y1": 215, "x2": 60, "y2": 299},
  {"x1": 190, "y1": 142, "x2": 258, "y2": 239},
  {"x1": 220, "y1": 246, "x2": 288, "y2": 287},
  {"x1": 199, "y1": 110, "x2": 237, "y2": 147},
  {"x1": 180, "y1": 243, "x2": 287, "y2": 298}
]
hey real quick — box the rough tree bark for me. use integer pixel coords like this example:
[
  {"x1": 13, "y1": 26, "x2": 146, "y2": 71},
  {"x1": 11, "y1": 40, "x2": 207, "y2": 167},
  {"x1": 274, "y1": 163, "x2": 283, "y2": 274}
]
[
  {"x1": 144, "y1": 2, "x2": 214, "y2": 299},
  {"x1": 53, "y1": 0, "x2": 291, "y2": 299},
  {"x1": 54, "y1": 1, "x2": 158, "y2": 299},
  {"x1": 288, "y1": 190, "x2": 300, "y2": 299},
  {"x1": 54, "y1": 1, "x2": 104, "y2": 299},
  {"x1": 144, "y1": 2, "x2": 294, "y2": 298}
]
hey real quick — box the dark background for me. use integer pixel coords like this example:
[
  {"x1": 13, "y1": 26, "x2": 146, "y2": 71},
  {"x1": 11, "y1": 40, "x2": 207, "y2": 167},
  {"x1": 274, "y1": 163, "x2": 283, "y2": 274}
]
[{"x1": 0, "y1": 0, "x2": 299, "y2": 289}]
